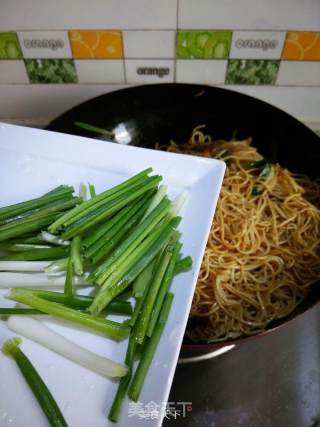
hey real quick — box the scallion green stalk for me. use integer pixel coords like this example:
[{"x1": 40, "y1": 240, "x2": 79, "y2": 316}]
[
  {"x1": 90, "y1": 198, "x2": 172, "y2": 285},
  {"x1": 133, "y1": 243, "x2": 173, "y2": 344},
  {"x1": 48, "y1": 168, "x2": 152, "y2": 233},
  {"x1": 88, "y1": 217, "x2": 180, "y2": 314},
  {"x1": 84, "y1": 193, "x2": 150, "y2": 256},
  {"x1": 60, "y1": 177, "x2": 161, "y2": 240},
  {"x1": 0, "y1": 186, "x2": 74, "y2": 222},
  {"x1": 20, "y1": 289, "x2": 132, "y2": 315},
  {"x1": 147, "y1": 241, "x2": 181, "y2": 337},
  {"x1": 2, "y1": 337, "x2": 68, "y2": 427},
  {"x1": 0, "y1": 246, "x2": 69, "y2": 261},
  {"x1": 70, "y1": 236, "x2": 83, "y2": 275},
  {"x1": 127, "y1": 292, "x2": 174, "y2": 401},
  {"x1": 9, "y1": 288, "x2": 130, "y2": 341}
]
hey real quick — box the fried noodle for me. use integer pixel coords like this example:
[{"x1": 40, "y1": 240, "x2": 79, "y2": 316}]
[{"x1": 159, "y1": 126, "x2": 320, "y2": 342}]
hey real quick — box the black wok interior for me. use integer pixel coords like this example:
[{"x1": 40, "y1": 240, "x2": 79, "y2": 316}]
[{"x1": 47, "y1": 83, "x2": 320, "y2": 346}]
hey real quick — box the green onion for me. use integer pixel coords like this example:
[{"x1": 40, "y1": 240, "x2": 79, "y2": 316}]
[
  {"x1": 0, "y1": 186, "x2": 74, "y2": 222},
  {"x1": 21, "y1": 289, "x2": 132, "y2": 315},
  {"x1": 9, "y1": 288, "x2": 130, "y2": 341},
  {"x1": 259, "y1": 162, "x2": 272, "y2": 178},
  {"x1": 79, "y1": 183, "x2": 87, "y2": 201},
  {"x1": 60, "y1": 177, "x2": 161, "y2": 240},
  {"x1": 64, "y1": 183, "x2": 150, "y2": 227},
  {"x1": 0, "y1": 242, "x2": 52, "y2": 252},
  {"x1": 43, "y1": 185, "x2": 74, "y2": 197},
  {"x1": 91, "y1": 197, "x2": 172, "y2": 285},
  {"x1": 64, "y1": 257, "x2": 73, "y2": 299},
  {"x1": 62, "y1": 179, "x2": 155, "y2": 228},
  {"x1": 88, "y1": 183, "x2": 96, "y2": 198},
  {"x1": 89, "y1": 217, "x2": 180, "y2": 314},
  {"x1": 0, "y1": 308, "x2": 42, "y2": 315},
  {"x1": 8, "y1": 316, "x2": 128, "y2": 378},
  {"x1": 244, "y1": 159, "x2": 266, "y2": 169},
  {"x1": 0, "y1": 196, "x2": 80, "y2": 228},
  {"x1": 39, "y1": 231, "x2": 70, "y2": 246},
  {"x1": 133, "y1": 243, "x2": 173, "y2": 344},
  {"x1": 108, "y1": 335, "x2": 136, "y2": 422},
  {"x1": 251, "y1": 187, "x2": 264, "y2": 196},
  {"x1": 2, "y1": 337, "x2": 68, "y2": 427},
  {"x1": 130, "y1": 267, "x2": 155, "y2": 327},
  {"x1": 9, "y1": 236, "x2": 48, "y2": 245},
  {"x1": 0, "y1": 212, "x2": 61, "y2": 242},
  {"x1": 84, "y1": 193, "x2": 151, "y2": 258},
  {"x1": 89, "y1": 199, "x2": 152, "y2": 265},
  {"x1": 0, "y1": 246, "x2": 69, "y2": 261},
  {"x1": 147, "y1": 241, "x2": 181, "y2": 337},
  {"x1": 174, "y1": 256, "x2": 193, "y2": 274},
  {"x1": 128, "y1": 292, "x2": 174, "y2": 401},
  {"x1": 139, "y1": 185, "x2": 167, "y2": 223},
  {"x1": 70, "y1": 236, "x2": 83, "y2": 275},
  {"x1": 0, "y1": 261, "x2": 51, "y2": 272},
  {"x1": 132, "y1": 259, "x2": 156, "y2": 299},
  {"x1": 0, "y1": 197, "x2": 80, "y2": 241},
  {"x1": 74, "y1": 121, "x2": 114, "y2": 138},
  {"x1": 44, "y1": 258, "x2": 69, "y2": 273},
  {"x1": 48, "y1": 168, "x2": 152, "y2": 233},
  {"x1": 0, "y1": 272, "x2": 89, "y2": 289}
]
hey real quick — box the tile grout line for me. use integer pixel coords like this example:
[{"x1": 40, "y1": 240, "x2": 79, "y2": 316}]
[
  {"x1": 121, "y1": 31, "x2": 127, "y2": 84},
  {"x1": 174, "y1": 0, "x2": 179, "y2": 82}
]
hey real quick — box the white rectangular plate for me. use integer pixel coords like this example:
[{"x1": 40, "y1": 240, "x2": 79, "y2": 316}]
[{"x1": 0, "y1": 123, "x2": 225, "y2": 427}]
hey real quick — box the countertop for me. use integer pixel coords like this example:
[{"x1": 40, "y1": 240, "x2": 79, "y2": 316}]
[{"x1": 164, "y1": 305, "x2": 320, "y2": 427}]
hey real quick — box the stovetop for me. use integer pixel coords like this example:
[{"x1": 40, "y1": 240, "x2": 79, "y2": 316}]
[{"x1": 164, "y1": 305, "x2": 320, "y2": 427}]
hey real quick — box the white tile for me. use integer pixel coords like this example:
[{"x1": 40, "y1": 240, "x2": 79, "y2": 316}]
[
  {"x1": 75, "y1": 60, "x2": 125, "y2": 83},
  {"x1": 230, "y1": 31, "x2": 285, "y2": 59},
  {"x1": 0, "y1": 84, "x2": 129, "y2": 118},
  {"x1": 1, "y1": 84, "x2": 320, "y2": 123},
  {"x1": 0, "y1": 61, "x2": 29, "y2": 83},
  {"x1": 125, "y1": 59, "x2": 174, "y2": 83},
  {"x1": 176, "y1": 60, "x2": 227, "y2": 84},
  {"x1": 277, "y1": 61, "x2": 320, "y2": 86},
  {"x1": 18, "y1": 31, "x2": 72, "y2": 59},
  {"x1": 0, "y1": 0, "x2": 177, "y2": 30},
  {"x1": 123, "y1": 31, "x2": 175, "y2": 59},
  {"x1": 179, "y1": 0, "x2": 320, "y2": 31}
]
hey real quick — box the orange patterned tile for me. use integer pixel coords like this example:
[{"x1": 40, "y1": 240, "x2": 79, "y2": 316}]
[
  {"x1": 69, "y1": 30, "x2": 123, "y2": 59},
  {"x1": 282, "y1": 32, "x2": 320, "y2": 60}
]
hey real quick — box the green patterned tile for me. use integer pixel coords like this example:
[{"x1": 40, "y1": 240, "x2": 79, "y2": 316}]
[
  {"x1": 226, "y1": 59, "x2": 279, "y2": 85},
  {"x1": 25, "y1": 59, "x2": 77, "y2": 83},
  {"x1": 0, "y1": 32, "x2": 22, "y2": 59},
  {"x1": 177, "y1": 30, "x2": 232, "y2": 59}
]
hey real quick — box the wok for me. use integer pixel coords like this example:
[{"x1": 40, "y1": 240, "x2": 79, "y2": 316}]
[{"x1": 47, "y1": 83, "x2": 320, "y2": 357}]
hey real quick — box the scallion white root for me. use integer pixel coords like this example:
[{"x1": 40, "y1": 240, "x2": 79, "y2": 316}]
[
  {"x1": 44, "y1": 258, "x2": 68, "y2": 273},
  {"x1": 169, "y1": 191, "x2": 189, "y2": 217},
  {"x1": 0, "y1": 272, "x2": 90, "y2": 288},
  {"x1": 0, "y1": 261, "x2": 51, "y2": 272},
  {"x1": 7, "y1": 316, "x2": 128, "y2": 378},
  {"x1": 39, "y1": 231, "x2": 70, "y2": 246},
  {"x1": 140, "y1": 185, "x2": 168, "y2": 223},
  {"x1": 79, "y1": 182, "x2": 87, "y2": 201}
]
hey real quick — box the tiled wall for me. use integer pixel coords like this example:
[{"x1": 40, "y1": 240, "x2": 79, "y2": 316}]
[
  {"x1": 0, "y1": 0, "x2": 320, "y2": 122},
  {"x1": 1, "y1": 29, "x2": 320, "y2": 86}
]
